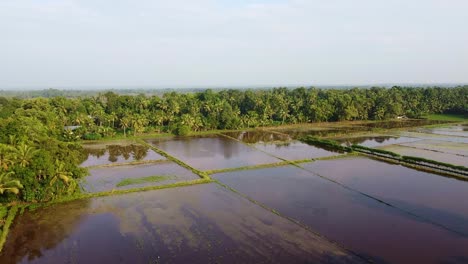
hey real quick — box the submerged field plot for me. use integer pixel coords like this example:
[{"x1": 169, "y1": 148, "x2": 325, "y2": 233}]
[
  {"x1": 0, "y1": 184, "x2": 362, "y2": 264},
  {"x1": 2, "y1": 119, "x2": 467, "y2": 264},
  {"x1": 214, "y1": 164, "x2": 468, "y2": 264},
  {"x1": 145, "y1": 135, "x2": 281, "y2": 171},
  {"x1": 81, "y1": 161, "x2": 199, "y2": 193},
  {"x1": 81, "y1": 140, "x2": 165, "y2": 167}
]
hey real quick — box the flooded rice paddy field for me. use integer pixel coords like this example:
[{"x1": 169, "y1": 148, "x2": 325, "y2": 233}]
[
  {"x1": 382, "y1": 145, "x2": 468, "y2": 167},
  {"x1": 214, "y1": 164, "x2": 468, "y2": 264},
  {"x1": 81, "y1": 161, "x2": 200, "y2": 193},
  {"x1": 302, "y1": 156, "x2": 468, "y2": 235},
  {"x1": 335, "y1": 135, "x2": 421, "y2": 148},
  {"x1": 145, "y1": 135, "x2": 281, "y2": 170},
  {"x1": 254, "y1": 141, "x2": 342, "y2": 161},
  {"x1": 414, "y1": 124, "x2": 468, "y2": 138},
  {"x1": 80, "y1": 141, "x2": 165, "y2": 167},
  {"x1": 3, "y1": 119, "x2": 468, "y2": 263},
  {"x1": 0, "y1": 184, "x2": 361, "y2": 264}
]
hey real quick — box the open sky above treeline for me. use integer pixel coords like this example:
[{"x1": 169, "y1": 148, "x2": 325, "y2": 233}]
[{"x1": 1, "y1": 0, "x2": 468, "y2": 89}]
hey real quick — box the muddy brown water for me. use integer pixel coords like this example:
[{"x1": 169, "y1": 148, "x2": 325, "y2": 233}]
[
  {"x1": 214, "y1": 165, "x2": 468, "y2": 264},
  {"x1": 80, "y1": 144, "x2": 165, "y2": 167},
  {"x1": 81, "y1": 162, "x2": 200, "y2": 193},
  {"x1": 145, "y1": 135, "x2": 280, "y2": 170},
  {"x1": 0, "y1": 184, "x2": 364, "y2": 264}
]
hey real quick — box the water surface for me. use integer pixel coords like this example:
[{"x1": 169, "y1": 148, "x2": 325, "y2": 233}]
[
  {"x1": 214, "y1": 166, "x2": 468, "y2": 264},
  {"x1": 81, "y1": 143, "x2": 164, "y2": 167},
  {"x1": 81, "y1": 161, "x2": 199, "y2": 193},
  {"x1": 335, "y1": 136, "x2": 420, "y2": 148},
  {"x1": 382, "y1": 145, "x2": 468, "y2": 167},
  {"x1": 145, "y1": 135, "x2": 280, "y2": 170},
  {"x1": 254, "y1": 141, "x2": 342, "y2": 161},
  {"x1": 222, "y1": 130, "x2": 291, "y2": 143},
  {"x1": 0, "y1": 184, "x2": 362, "y2": 264},
  {"x1": 302, "y1": 156, "x2": 468, "y2": 235}
]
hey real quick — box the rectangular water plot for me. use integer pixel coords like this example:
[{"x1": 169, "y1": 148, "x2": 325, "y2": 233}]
[
  {"x1": 398, "y1": 139, "x2": 468, "y2": 157},
  {"x1": 399, "y1": 131, "x2": 468, "y2": 144},
  {"x1": 81, "y1": 161, "x2": 199, "y2": 193},
  {"x1": 81, "y1": 140, "x2": 165, "y2": 167},
  {"x1": 382, "y1": 145, "x2": 468, "y2": 167},
  {"x1": 145, "y1": 135, "x2": 280, "y2": 170},
  {"x1": 0, "y1": 184, "x2": 363, "y2": 264},
  {"x1": 214, "y1": 166, "x2": 468, "y2": 264},
  {"x1": 302, "y1": 156, "x2": 468, "y2": 235},
  {"x1": 415, "y1": 124, "x2": 468, "y2": 138},
  {"x1": 254, "y1": 141, "x2": 342, "y2": 161}
]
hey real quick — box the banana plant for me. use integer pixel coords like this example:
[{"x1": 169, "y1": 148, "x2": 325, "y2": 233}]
[{"x1": 0, "y1": 171, "x2": 23, "y2": 195}]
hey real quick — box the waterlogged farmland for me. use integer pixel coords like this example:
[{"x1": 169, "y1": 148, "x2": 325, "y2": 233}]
[
  {"x1": 2, "y1": 119, "x2": 468, "y2": 264},
  {"x1": 1, "y1": 185, "x2": 360, "y2": 264},
  {"x1": 145, "y1": 135, "x2": 280, "y2": 170},
  {"x1": 81, "y1": 141, "x2": 165, "y2": 167}
]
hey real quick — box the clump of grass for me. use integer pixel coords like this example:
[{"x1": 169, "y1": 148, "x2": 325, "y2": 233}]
[
  {"x1": 116, "y1": 175, "x2": 172, "y2": 187},
  {"x1": 0, "y1": 206, "x2": 18, "y2": 253},
  {"x1": 300, "y1": 136, "x2": 353, "y2": 153}
]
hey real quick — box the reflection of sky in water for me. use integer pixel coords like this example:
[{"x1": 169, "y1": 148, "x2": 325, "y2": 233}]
[
  {"x1": 214, "y1": 165, "x2": 468, "y2": 264},
  {"x1": 416, "y1": 125, "x2": 468, "y2": 138},
  {"x1": 303, "y1": 156, "x2": 468, "y2": 235},
  {"x1": 383, "y1": 145, "x2": 468, "y2": 167},
  {"x1": 336, "y1": 136, "x2": 421, "y2": 148},
  {"x1": 0, "y1": 184, "x2": 356, "y2": 264},
  {"x1": 81, "y1": 162, "x2": 199, "y2": 193}
]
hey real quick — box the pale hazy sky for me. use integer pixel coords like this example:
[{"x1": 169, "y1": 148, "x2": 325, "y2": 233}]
[{"x1": 1, "y1": 0, "x2": 467, "y2": 89}]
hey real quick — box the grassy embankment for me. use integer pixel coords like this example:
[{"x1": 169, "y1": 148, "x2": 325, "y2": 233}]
[{"x1": 424, "y1": 114, "x2": 467, "y2": 122}]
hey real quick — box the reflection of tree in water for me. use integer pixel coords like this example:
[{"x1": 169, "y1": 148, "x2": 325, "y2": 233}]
[
  {"x1": 83, "y1": 144, "x2": 149, "y2": 163},
  {"x1": 0, "y1": 199, "x2": 91, "y2": 263},
  {"x1": 339, "y1": 136, "x2": 394, "y2": 146},
  {"x1": 224, "y1": 131, "x2": 290, "y2": 143}
]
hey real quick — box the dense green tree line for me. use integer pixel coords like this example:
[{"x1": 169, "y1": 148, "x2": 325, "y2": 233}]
[{"x1": 0, "y1": 86, "x2": 466, "y2": 202}]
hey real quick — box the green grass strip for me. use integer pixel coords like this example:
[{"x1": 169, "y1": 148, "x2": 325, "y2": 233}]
[
  {"x1": 300, "y1": 136, "x2": 353, "y2": 153},
  {"x1": 205, "y1": 161, "x2": 293, "y2": 175},
  {"x1": 424, "y1": 114, "x2": 467, "y2": 121},
  {"x1": 352, "y1": 144, "x2": 401, "y2": 158},
  {"x1": 0, "y1": 206, "x2": 18, "y2": 253},
  {"x1": 116, "y1": 175, "x2": 172, "y2": 187}
]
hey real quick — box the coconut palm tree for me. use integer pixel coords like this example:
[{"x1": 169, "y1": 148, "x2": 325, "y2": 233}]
[
  {"x1": 15, "y1": 142, "x2": 38, "y2": 167},
  {"x1": 0, "y1": 144, "x2": 16, "y2": 171}
]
